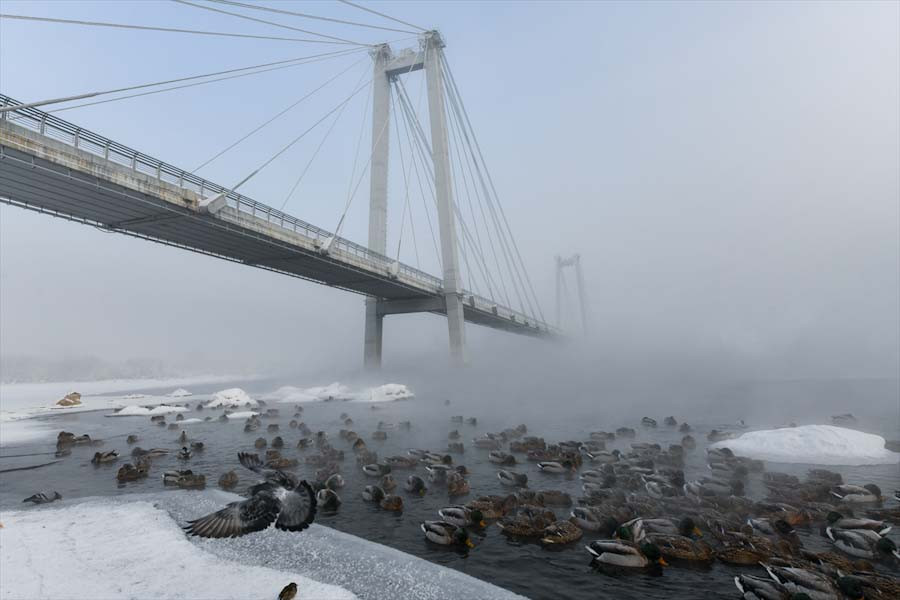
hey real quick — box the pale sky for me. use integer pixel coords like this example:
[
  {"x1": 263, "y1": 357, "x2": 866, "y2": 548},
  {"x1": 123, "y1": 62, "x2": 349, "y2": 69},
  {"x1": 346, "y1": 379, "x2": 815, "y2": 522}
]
[{"x1": 1, "y1": 1, "x2": 897, "y2": 380}]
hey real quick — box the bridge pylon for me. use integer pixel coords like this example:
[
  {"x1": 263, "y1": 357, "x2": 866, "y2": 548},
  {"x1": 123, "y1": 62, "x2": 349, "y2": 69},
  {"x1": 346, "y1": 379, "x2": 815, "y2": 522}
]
[{"x1": 364, "y1": 32, "x2": 466, "y2": 368}]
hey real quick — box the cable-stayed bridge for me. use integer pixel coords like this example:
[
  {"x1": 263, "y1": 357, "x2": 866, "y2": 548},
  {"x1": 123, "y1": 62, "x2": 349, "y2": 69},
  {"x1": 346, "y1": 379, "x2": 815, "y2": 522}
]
[{"x1": 0, "y1": 4, "x2": 558, "y2": 367}]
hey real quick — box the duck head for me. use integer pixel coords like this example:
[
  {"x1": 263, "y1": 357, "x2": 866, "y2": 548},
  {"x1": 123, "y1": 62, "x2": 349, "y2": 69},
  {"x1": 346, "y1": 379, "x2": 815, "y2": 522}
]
[
  {"x1": 679, "y1": 517, "x2": 702, "y2": 538},
  {"x1": 639, "y1": 542, "x2": 667, "y2": 566},
  {"x1": 454, "y1": 527, "x2": 475, "y2": 548},
  {"x1": 470, "y1": 509, "x2": 486, "y2": 528}
]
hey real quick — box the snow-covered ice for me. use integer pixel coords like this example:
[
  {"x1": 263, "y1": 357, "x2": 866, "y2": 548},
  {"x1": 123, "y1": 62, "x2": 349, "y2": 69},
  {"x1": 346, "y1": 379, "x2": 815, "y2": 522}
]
[
  {"x1": 357, "y1": 383, "x2": 415, "y2": 403},
  {"x1": 271, "y1": 382, "x2": 414, "y2": 404},
  {"x1": 225, "y1": 411, "x2": 259, "y2": 420},
  {"x1": 0, "y1": 419, "x2": 58, "y2": 447},
  {"x1": 107, "y1": 404, "x2": 190, "y2": 417},
  {"x1": 176, "y1": 418, "x2": 204, "y2": 424},
  {"x1": 711, "y1": 424, "x2": 899, "y2": 466},
  {"x1": 0, "y1": 497, "x2": 355, "y2": 600},
  {"x1": 205, "y1": 388, "x2": 258, "y2": 408},
  {"x1": 302, "y1": 382, "x2": 356, "y2": 402},
  {"x1": 0, "y1": 491, "x2": 523, "y2": 600},
  {"x1": 168, "y1": 388, "x2": 193, "y2": 397}
]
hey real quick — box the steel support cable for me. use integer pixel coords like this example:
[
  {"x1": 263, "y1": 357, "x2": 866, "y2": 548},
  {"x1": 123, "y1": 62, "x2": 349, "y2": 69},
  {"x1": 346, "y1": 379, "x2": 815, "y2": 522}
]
[
  {"x1": 446, "y1": 89, "x2": 510, "y2": 307},
  {"x1": 1, "y1": 48, "x2": 362, "y2": 114},
  {"x1": 393, "y1": 79, "x2": 441, "y2": 272},
  {"x1": 445, "y1": 115, "x2": 480, "y2": 297},
  {"x1": 336, "y1": 0, "x2": 427, "y2": 33},
  {"x1": 279, "y1": 64, "x2": 371, "y2": 211},
  {"x1": 0, "y1": 13, "x2": 347, "y2": 45},
  {"x1": 193, "y1": 56, "x2": 366, "y2": 173},
  {"x1": 172, "y1": 0, "x2": 365, "y2": 46},
  {"x1": 206, "y1": 0, "x2": 418, "y2": 34},
  {"x1": 396, "y1": 85, "x2": 497, "y2": 301},
  {"x1": 442, "y1": 54, "x2": 547, "y2": 324},
  {"x1": 221, "y1": 77, "x2": 373, "y2": 196},
  {"x1": 440, "y1": 57, "x2": 536, "y2": 321},
  {"x1": 388, "y1": 84, "x2": 420, "y2": 268}
]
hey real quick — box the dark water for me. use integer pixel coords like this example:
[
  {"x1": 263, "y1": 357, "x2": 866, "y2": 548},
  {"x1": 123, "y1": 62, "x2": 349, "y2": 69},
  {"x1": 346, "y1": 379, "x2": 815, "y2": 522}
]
[{"x1": 1, "y1": 377, "x2": 898, "y2": 600}]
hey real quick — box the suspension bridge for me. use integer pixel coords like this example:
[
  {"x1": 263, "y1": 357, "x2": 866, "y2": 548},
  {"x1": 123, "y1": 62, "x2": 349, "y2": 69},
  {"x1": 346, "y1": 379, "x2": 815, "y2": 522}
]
[{"x1": 0, "y1": 2, "x2": 559, "y2": 367}]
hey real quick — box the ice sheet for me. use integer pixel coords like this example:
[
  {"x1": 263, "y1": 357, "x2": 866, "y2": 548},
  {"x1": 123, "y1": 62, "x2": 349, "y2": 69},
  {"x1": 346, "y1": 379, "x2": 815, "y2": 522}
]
[{"x1": 205, "y1": 388, "x2": 258, "y2": 408}]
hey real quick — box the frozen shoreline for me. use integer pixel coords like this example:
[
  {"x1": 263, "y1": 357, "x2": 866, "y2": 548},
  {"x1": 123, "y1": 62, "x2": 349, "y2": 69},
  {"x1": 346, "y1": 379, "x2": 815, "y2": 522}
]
[{"x1": 0, "y1": 491, "x2": 523, "y2": 600}]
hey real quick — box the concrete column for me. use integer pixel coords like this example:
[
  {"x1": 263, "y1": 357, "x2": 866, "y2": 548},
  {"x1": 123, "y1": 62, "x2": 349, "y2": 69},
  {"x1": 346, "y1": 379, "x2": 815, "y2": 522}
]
[
  {"x1": 364, "y1": 44, "x2": 392, "y2": 369},
  {"x1": 424, "y1": 32, "x2": 467, "y2": 365}
]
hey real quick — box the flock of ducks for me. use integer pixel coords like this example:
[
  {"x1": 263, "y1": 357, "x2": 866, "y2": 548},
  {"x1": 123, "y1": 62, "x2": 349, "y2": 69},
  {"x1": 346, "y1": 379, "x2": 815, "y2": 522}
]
[{"x1": 20, "y1": 402, "x2": 900, "y2": 598}]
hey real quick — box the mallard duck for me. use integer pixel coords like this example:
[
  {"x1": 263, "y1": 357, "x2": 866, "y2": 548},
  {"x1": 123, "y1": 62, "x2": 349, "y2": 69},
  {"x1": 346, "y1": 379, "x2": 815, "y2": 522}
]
[
  {"x1": 116, "y1": 461, "x2": 149, "y2": 482},
  {"x1": 438, "y1": 506, "x2": 486, "y2": 528},
  {"x1": 831, "y1": 484, "x2": 883, "y2": 503},
  {"x1": 684, "y1": 478, "x2": 743, "y2": 501},
  {"x1": 663, "y1": 416, "x2": 677, "y2": 427},
  {"x1": 267, "y1": 424, "x2": 279, "y2": 433},
  {"x1": 681, "y1": 435, "x2": 697, "y2": 450},
  {"x1": 426, "y1": 464, "x2": 452, "y2": 483},
  {"x1": 362, "y1": 484, "x2": 385, "y2": 502},
  {"x1": 386, "y1": 455, "x2": 418, "y2": 469},
  {"x1": 178, "y1": 446, "x2": 192, "y2": 460},
  {"x1": 620, "y1": 517, "x2": 703, "y2": 540},
  {"x1": 190, "y1": 441, "x2": 204, "y2": 452},
  {"x1": 585, "y1": 540, "x2": 667, "y2": 567},
  {"x1": 380, "y1": 474, "x2": 396, "y2": 491},
  {"x1": 447, "y1": 472, "x2": 470, "y2": 497},
  {"x1": 747, "y1": 517, "x2": 796, "y2": 537},
  {"x1": 615, "y1": 427, "x2": 636, "y2": 438},
  {"x1": 421, "y1": 520, "x2": 474, "y2": 547},
  {"x1": 537, "y1": 460, "x2": 576, "y2": 474},
  {"x1": 570, "y1": 507, "x2": 618, "y2": 533},
  {"x1": 497, "y1": 470, "x2": 528, "y2": 487},
  {"x1": 825, "y1": 511, "x2": 890, "y2": 534},
  {"x1": 489, "y1": 451, "x2": 516, "y2": 465},
  {"x1": 826, "y1": 527, "x2": 899, "y2": 560},
  {"x1": 405, "y1": 475, "x2": 428, "y2": 496},
  {"x1": 297, "y1": 438, "x2": 312, "y2": 449},
  {"x1": 177, "y1": 431, "x2": 188, "y2": 443},
  {"x1": 289, "y1": 420, "x2": 299, "y2": 429},
  {"x1": 22, "y1": 491, "x2": 62, "y2": 504},
  {"x1": 163, "y1": 470, "x2": 206, "y2": 489},
  {"x1": 641, "y1": 417, "x2": 657, "y2": 428},
  {"x1": 734, "y1": 574, "x2": 788, "y2": 599},
  {"x1": 362, "y1": 463, "x2": 391, "y2": 477},
  {"x1": 497, "y1": 509, "x2": 556, "y2": 537},
  {"x1": 761, "y1": 564, "x2": 840, "y2": 599},
  {"x1": 379, "y1": 495, "x2": 403, "y2": 511},
  {"x1": 473, "y1": 437, "x2": 501, "y2": 450},
  {"x1": 448, "y1": 442, "x2": 465, "y2": 454},
  {"x1": 535, "y1": 490, "x2": 572, "y2": 507},
  {"x1": 218, "y1": 470, "x2": 238, "y2": 490},
  {"x1": 541, "y1": 520, "x2": 583, "y2": 545},
  {"x1": 254, "y1": 437, "x2": 267, "y2": 449},
  {"x1": 317, "y1": 488, "x2": 341, "y2": 511},
  {"x1": 126, "y1": 435, "x2": 138, "y2": 444},
  {"x1": 466, "y1": 494, "x2": 517, "y2": 519},
  {"x1": 278, "y1": 582, "x2": 297, "y2": 600},
  {"x1": 266, "y1": 457, "x2": 298, "y2": 470},
  {"x1": 91, "y1": 450, "x2": 119, "y2": 464},
  {"x1": 644, "y1": 534, "x2": 713, "y2": 562},
  {"x1": 448, "y1": 429, "x2": 461, "y2": 440},
  {"x1": 271, "y1": 436, "x2": 284, "y2": 449}
]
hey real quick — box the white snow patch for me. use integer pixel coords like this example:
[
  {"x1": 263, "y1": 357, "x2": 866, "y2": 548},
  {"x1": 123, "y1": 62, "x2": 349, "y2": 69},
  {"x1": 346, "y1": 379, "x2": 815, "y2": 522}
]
[
  {"x1": 177, "y1": 418, "x2": 204, "y2": 424},
  {"x1": 0, "y1": 420, "x2": 58, "y2": 447},
  {"x1": 0, "y1": 500, "x2": 355, "y2": 600},
  {"x1": 107, "y1": 404, "x2": 190, "y2": 417},
  {"x1": 225, "y1": 411, "x2": 259, "y2": 420},
  {"x1": 358, "y1": 383, "x2": 415, "y2": 403},
  {"x1": 168, "y1": 388, "x2": 193, "y2": 397},
  {"x1": 303, "y1": 383, "x2": 356, "y2": 402},
  {"x1": 206, "y1": 388, "x2": 257, "y2": 408},
  {"x1": 121, "y1": 393, "x2": 146, "y2": 399},
  {"x1": 711, "y1": 425, "x2": 899, "y2": 466}
]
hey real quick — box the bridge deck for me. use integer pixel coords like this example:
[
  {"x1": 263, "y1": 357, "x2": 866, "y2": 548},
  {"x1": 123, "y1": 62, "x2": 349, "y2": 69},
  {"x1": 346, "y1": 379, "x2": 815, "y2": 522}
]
[{"x1": 0, "y1": 95, "x2": 555, "y2": 337}]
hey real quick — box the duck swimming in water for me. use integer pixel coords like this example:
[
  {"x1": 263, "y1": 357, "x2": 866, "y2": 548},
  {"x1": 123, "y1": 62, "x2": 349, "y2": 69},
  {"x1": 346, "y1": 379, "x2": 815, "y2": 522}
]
[
  {"x1": 184, "y1": 452, "x2": 316, "y2": 538},
  {"x1": 421, "y1": 521, "x2": 474, "y2": 547},
  {"x1": 406, "y1": 475, "x2": 428, "y2": 496},
  {"x1": 218, "y1": 470, "x2": 238, "y2": 490},
  {"x1": 163, "y1": 470, "x2": 206, "y2": 489},
  {"x1": 497, "y1": 470, "x2": 528, "y2": 487},
  {"x1": 537, "y1": 460, "x2": 575, "y2": 474},
  {"x1": 438, "y1": 506, "x2": 486, "y2": 528},
  {"x1": 23, "y1": 491, "x2": 62, "y2": 504},
  {"x1": 317, "y1": 488, "x2": 341, "y2": 511},
  {"x1": 570, "y1": 507, "x2": 618, "y2": 534},
  {"x1": 379, "y1": 495, "x2": 403, "y2": 511},
  {"x1": 826, "y1": 527, "x2": 899, "y2": 561},
  {"x1": 541, "y1": 521, "x2": 583, "y2": 546},
  {"x1": 831, "y1": 484, "x2": 883, "y2": 503},
  {"x1": 586, "y1": 540, "x2": 667, "y2": 568},
  {"x1": 178, "y1": 447, "x2": 192, "y2": 460},
  {"x1": 91, "y1": 450, "x2": 119, "y2": 464},
  {"x1": 362, "y1": 485, "x2": 385, "y2": 502}
]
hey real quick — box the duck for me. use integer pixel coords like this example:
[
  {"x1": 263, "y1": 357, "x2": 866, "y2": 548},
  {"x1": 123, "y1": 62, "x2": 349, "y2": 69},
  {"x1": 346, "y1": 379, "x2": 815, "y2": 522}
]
[
  {"x1": 681, "y1": 435, "x2": 697, "y2": 450},
  {"x1": 535, "y1": 490, "x2": 572, "y2": 507},
  {"x1": 497, "y1": 509, "x2": 556, "y2": 537},
  {"x1": 644, "y1": 534, "x2": 713, "y2": 562},
  {"x1": 362, "y1": 463, "x2": 391, "y2": 477},
  {"x1": 473, "y1": 437, "x2": 501, "y2": 450},
  {"x1": 489, "y1": 451, "x2": 516, "y2": 465},
  {"x1": 385, "y1": 455, "x2": 418, "y2": 469},
  {"x1": 163, "y1": 470, "x2": 206, "y2": 489},
  {"x1": 618, "y1": 517, "x2": 703, "y2": 540},
  {"x1": 438, "y1": 506, "x2": 486, "y2": 528},
  {"x1": 126, "y1": 435, "x2": 139, "y2": 444},
  {"x1": 448, "y1": 442, "x2": 465, "y2": 454},
  {"x1": 426, "y1": 464, "x2": 452, "y2": 483},
  {"x1": 747, "y1": 517, "x2": 796, "y2": 537},
  {"x1": 116, "y1": 460, "x2": 150, "y2": 482},
  {"x1": 278, "y1": 582, "x2": 297, "y2": 600},
  {"x1": 641, "y1": 417, "x2": 657, "y2": 428},
  {"x1": 761, "y1": 564, "x2": 841, "y2": 599},
  {"x1": 585, "y1": 450, "x2": 621, "y2": 464},
  {"x1": 831, "y1": 484, "x2": 883, "y2": 503},
  {"x1": 379, "y1": 474, "x2": 396, "y2": 491},
  {"x1": 178, "y1": 446, "x2": 192, "y2": 460},
  {"x1": 585, "y1": 540, "x2": 667, "y2": 568},
  {"x1": 824, "y1": 511, "x2": 890, "y2": 534},
  {"x1": 405, "y1": 475, "x2": 428, "y2": 496},
  {"x1": 448, "y1": 430, "x2": 460, "y2": 440},
  {"x1": 684, "y1": 478, "x2": 743, "y2": 501},
  {"x1": 663, "y1": 416, "x2": 678, "y2": 427},
  {"x1": 537, "y1": 460, "x2": 576, "y2": 474},
  {"x1": 177, "y1": 431, "x2": 189, "y2": 443},
  {"x1": 297, "y1": 438, "x2": 312, "y2": 449},
  {"x1": 497, "y1": 470, "x2": 528, "y2": 487},
  {"x1": 379, "y1": 495, "x2": 403, "y2": 511},
  {"x1": 447, "y1": 472, "x2": 470, "y2": 497},
  {"x1": 421, "y1": 520, "x2": 474, "y2": 547},
  {"x1": 678, "y1": 422, "x2": 692, "y2": 433},
  {"x1": 218, "y1": 470, "x2": 238, "y2": 490},
  {"x1": 91, "y1": 450, "x2": 119, "y2": 464},
  {"x1": 826, "y1": 527, "x2": 899, "y2": 560},
  {"x1": 317, "y1": 488, "x2": 341, "y2": 511},
  {"x1": 372, "y1": 431, "x2": 388, "y2": 441},
  {"x1": 615, "y1": 427, "x2": 636, "y2": 439},
  {"x1": 541, "y1": 520, "x2": 583, "y2": 546},
  {"x1": 254, "y1": 438, "x2": 267, "y2": 449},
  {"x1": 361, "y1": 485, "x2": 385, "y2": 502},
  {"x1": 734, "y1": 574, "x2": 789, "y2": 599},
  {"x1": 466, "y1": 494, "x2": 517, "y2": 520},
  {"x1": 271, "y1": 436, "x2": 284, "y2": 449},
  {"x1": 267, "y1": 423, "x2": 279, "y2": 433},
  {"x1": 570, "y1": 507, "x2": 618, "y2": 534},
  {"x1": 266, "y1": 457, "x2": 298, "y2": 470},
  {"x1": 22, "y1": 491, "x2": 62, "y2": 504},
  {"x1": 464, "y1": 417, "x2": 477, "y2": 426}
]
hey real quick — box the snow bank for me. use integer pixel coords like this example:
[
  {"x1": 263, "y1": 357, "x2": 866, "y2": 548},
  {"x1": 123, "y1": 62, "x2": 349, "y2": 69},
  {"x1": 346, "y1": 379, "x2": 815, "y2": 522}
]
[
  {"x1": 0, "y1": 499, "x2": 355, "y2": 600},
  {"x1": 0, "y1": 420, "x2": 58, "y2": 447},
  {"x1": 711, "y1": 425, "x2": 899, "y2": 466},
  {"x1": 206, "y1": 388, "x2": 257, "y2": 408},
  {"x1": 168, "y1": 388, "x2": 193, "y2": 397},
  {"x1": 107, "y1": 404, "x2": 190, "y2": 417},
  {"x1": 303, "y1": 383, "x2": 356, "y2": 402},
  {"x1": 358, "y1": 383, "x2": 415, "y2": 403},
  {"x1": 225, "y1": 411, "x2": 259, "y2": 420}
]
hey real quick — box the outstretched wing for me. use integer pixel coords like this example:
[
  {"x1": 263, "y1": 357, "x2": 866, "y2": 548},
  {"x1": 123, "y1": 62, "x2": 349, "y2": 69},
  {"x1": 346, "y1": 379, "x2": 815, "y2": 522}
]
[
  {"x1": 185, "y1": 493, "x2": 279, "y2": 538},
  {"x1": 238, "y1": 452, "x2": 265, "y2": 473},
  {"x1": 275, "y1": 480, "x2": 317, "y2": 532}
]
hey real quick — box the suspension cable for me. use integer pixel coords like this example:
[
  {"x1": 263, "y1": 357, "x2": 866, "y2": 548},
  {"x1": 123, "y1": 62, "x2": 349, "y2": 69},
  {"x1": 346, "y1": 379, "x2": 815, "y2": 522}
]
[
  {"x1": 336, "y1": 0, "x2": 427, "y2": 32},
  {"x1": 206, "y1": 0, "x2": 418, "y2": 34}
]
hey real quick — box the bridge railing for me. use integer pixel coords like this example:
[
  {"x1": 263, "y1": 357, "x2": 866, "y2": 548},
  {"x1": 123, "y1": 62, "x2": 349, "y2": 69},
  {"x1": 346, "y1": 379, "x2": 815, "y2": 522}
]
[{"x1": 0, "y1": 94, "x2": 556, "y2": 333}]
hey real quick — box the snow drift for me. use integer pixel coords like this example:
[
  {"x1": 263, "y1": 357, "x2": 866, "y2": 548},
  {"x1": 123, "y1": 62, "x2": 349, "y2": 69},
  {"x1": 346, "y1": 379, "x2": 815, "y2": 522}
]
[
  {"x1": 107, "y1": 404, "x2": 189, "y2": 417},
  {"x1": 358, "y1": 383, "x2": 415, "y2": 403},
  {"x1": 205, "y1": 388, "x2": 257, "y2": 408},
  {"x1": 272, "y1": 383, "x2": 414, "y2": 404},
  {"x1": 711, "y1": 425, "x2": 898, "y2": 466}
]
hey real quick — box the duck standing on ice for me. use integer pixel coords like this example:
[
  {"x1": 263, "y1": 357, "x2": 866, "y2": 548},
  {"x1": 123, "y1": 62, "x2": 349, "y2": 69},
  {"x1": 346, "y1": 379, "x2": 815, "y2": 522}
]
[{"x1": 184, "y1": 452, "x2": 316, "y2": 538}]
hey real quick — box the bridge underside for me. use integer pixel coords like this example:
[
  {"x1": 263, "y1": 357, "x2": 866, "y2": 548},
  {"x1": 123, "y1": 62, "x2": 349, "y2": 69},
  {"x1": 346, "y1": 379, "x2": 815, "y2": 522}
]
[{"x1": 0, "y1": 121, "x2": 551, "y2": 338}]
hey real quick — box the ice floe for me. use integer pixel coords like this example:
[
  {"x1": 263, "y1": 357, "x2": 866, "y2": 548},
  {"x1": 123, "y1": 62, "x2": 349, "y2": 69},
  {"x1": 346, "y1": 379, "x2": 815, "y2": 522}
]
[
  {"x1": 358, "y1": 383, "x2": 415, "y2": 403},
  {"x1": 0, "y1": 491, "x2": 522, "y2": 600},
  {"x1": 205, "y1": 388, "x2": 258, "y2": 409},
  {"x1": 107, "y1": 404, "x2": 190, "y2": 417},
  {"x1": 271, "y1": 382, "x2": 414, "y2": 404},
  {"x1": 168, "y1": 388, "x2": 193, "y2": 397},
  {"x1": 225, "y1": 411, "x2": 259, "y2": 420},
  {"x1": 710, "y1": 424, "x2": 899, "y2": 466}
]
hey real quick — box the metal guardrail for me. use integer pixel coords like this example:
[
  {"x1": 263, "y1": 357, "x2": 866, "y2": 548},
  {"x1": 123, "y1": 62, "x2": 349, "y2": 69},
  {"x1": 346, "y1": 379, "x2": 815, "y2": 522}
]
[{"x1": 0, "y1": 94, "x2": 556, "y2": 333}]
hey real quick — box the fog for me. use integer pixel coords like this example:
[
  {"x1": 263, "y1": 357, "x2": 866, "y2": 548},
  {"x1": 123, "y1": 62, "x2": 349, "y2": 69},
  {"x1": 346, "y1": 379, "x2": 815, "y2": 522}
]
[{"x1": 1, "y1": 1, "x2": 897, "y2": 393}]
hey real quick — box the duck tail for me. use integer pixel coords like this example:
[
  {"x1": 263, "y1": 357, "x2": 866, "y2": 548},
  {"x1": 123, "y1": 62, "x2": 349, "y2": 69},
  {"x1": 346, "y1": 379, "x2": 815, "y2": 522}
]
[
  {"x1": 760, "y1": 563, "x2": 780, "y2": 584},
  {"x1": 878, "y1": 526, "x2": 892, "y2": 536},
  {"x1": 825, "y1": 526, "x2": 836, "y2": 541},
  {"x1": 585, "y1": 545, "x2": 599, "y2": 558},
  {"x1": 733, "y1": 576, "x2": 745, "y2": 594}
]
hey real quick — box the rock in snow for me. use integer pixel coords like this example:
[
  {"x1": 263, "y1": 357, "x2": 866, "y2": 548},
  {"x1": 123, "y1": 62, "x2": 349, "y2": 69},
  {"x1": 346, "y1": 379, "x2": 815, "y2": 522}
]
[
  {"x1": 710, "y1": 424, "x2": 898, "y2": 466},
  {"x1": 205, "y1": 388, "x2": 258, "y2": 408}
]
